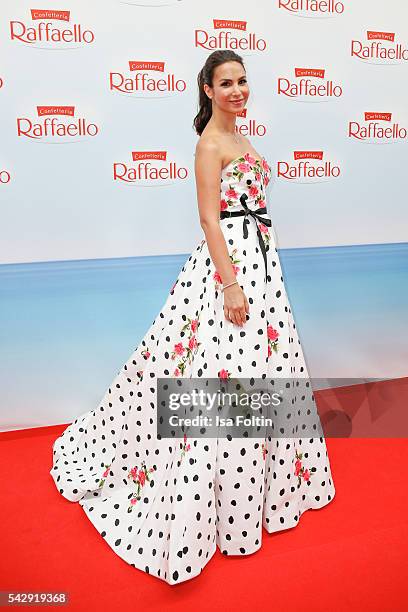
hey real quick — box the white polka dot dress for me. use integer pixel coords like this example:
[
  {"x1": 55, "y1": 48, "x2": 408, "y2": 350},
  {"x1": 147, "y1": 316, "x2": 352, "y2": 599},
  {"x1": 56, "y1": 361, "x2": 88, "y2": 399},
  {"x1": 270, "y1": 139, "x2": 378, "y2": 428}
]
[{"x1": 50, "y1": 151, "x2": 336, "y2": 585}]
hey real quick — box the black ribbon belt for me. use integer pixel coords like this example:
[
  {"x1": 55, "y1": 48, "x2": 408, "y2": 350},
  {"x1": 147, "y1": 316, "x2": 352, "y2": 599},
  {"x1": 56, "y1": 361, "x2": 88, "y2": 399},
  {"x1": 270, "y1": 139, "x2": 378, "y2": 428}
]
[{"x1": 220, "y1": 193, "x2": 271, "y2": 280}]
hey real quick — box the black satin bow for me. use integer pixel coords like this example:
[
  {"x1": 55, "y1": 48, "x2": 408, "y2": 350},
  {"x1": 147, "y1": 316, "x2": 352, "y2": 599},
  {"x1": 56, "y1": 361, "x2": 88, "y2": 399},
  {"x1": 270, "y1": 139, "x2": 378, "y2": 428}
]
[{"x1": 220, "y1": 193, "x2": 271, "y2": 280}]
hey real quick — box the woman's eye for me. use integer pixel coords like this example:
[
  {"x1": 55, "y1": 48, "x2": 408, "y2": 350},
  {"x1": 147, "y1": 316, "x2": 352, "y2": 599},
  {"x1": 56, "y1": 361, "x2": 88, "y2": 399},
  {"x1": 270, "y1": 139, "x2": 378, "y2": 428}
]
[{"x1": 221, "y1": 80, "x2": 246, "y2": 86}]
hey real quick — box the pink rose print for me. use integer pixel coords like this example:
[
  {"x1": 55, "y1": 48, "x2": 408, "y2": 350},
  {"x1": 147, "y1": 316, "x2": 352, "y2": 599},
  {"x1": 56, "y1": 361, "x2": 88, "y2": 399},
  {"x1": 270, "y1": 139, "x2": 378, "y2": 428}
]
[
  {"x1": 127, "y1": 460, "x2": 156, "y2": 512},
  {"x1": 225, "y1": 188, "x2": 239, "y2": 200},
  {"x1": 180, "y1": 433, "x2": 191, "y2": 461},
  {"x1": 249, "y1": 184, "x2": 259, "y2": 198},
  {"x1": 214, "y1": 248, "x2": 241, "y2": 291},
  {"x1": 98, "y1": 463, "x2": 111, "y2": 488},
  {"x1": 138, "y1": 470, "x2": 146, "y2": 486},
  {"x1": 295, "y1": 449, "x2": 314, "y2": 486},
  {"x1": 221, "y1": 155, "x2": 270, "y2": 210},
  {"x1": 230, "y1": 153, "x2": 260, "y2": 181},
  {"x1": 213, "y1": 270, "x2": 222, "y2": 284},
  {"x1": 244, "y1": 152, "x2": 257, "y2": 165},
  {"x1": 295, "y1": 458, "x2": 302, "y2": 476},
  {"x1": 188, "y1": 336, "x2": 198, "y2": 350},
  {"x1": 237, "y1": 162, "x2": 251, "y2": 173},
  {"x1": 141, "y1": 349, "x2": 150, "y2": 359},
  {"x1": 173, "y1": 342, "x2": 185, "y2": 356},
  {"x1": 218, "y1": 369, "x2": 231, "y2": 379},
  {"x1": 267, "y1": 324, "x2": 279, "y2": 355},
  {"x1": 171, "y1": 316, "x2": 202, "y2": 376},
  {"x1": 262, "y1": 442, "x2": 268, "y2": 460},
  {"x1": 258, "y1": 222, "x2": 271, "y2": 246}
]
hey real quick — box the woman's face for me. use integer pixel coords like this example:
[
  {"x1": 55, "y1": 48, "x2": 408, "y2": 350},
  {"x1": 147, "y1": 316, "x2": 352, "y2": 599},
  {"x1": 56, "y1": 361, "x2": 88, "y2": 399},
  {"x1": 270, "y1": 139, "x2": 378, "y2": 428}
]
[{"x1": 204, "y1": 61, "x2": 249, "y2": 113}]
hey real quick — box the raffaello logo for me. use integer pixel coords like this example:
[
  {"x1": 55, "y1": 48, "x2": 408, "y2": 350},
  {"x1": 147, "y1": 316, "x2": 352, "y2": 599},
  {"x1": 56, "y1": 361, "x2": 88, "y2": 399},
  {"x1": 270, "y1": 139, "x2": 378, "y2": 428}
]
[
  {"x1": 17, "y1": 106, "x2": 99, "y2": 141},
  {"x1": 278, "y1": 68, "x2": 343, "y2": 100},
  {"x1": 349, "y1": 112, "x2": 407, "y2": 143},
  {"x1": 0, "y1": 169, "x2": 11, "y2": 184},
  {"x1": 113, "y1": 151, "x2": 188, "y2": 185},
  {"x1": 109, "y1": 61, "x2": 187, "y2": 97},
  {"x1": 235, "y1": 108, "x2": 267, "y2": 137},
  {"x1": 10, "y1": 9, "x2": 95, "y2": 47},
  {"x1": 278, "y1": 0, "x2": 345, "y2": 18},
  {"x1": 351, "y1": 31, "x2": 408, "y2": 63},
  {"x1": 277, "y1": 151, "x2": 341, "y2": 182},
  {"x1": 195, "y1": 19, "x2": 266, "y2": 52}
]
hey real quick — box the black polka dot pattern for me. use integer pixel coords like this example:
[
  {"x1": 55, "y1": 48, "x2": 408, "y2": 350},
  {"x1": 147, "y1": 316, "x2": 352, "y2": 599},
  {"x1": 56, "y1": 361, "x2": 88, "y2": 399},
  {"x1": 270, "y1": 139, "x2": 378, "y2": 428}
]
[{"x1": 49, "y1": 155, "x2": 336, "y2": 585}]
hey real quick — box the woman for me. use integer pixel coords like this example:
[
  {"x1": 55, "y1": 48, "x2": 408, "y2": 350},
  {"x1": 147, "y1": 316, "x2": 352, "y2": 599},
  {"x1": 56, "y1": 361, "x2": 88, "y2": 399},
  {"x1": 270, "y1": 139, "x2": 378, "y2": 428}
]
[{"x1": 50, "y1": 50, "x2": 336, "y2": 585}]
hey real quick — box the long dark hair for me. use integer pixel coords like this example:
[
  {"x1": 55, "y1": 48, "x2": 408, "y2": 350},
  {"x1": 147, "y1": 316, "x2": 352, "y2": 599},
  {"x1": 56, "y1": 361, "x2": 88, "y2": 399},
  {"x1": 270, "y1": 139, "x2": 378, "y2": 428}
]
[{"x1": 193, "y1": 50, "x2": 245, "y2": 136}]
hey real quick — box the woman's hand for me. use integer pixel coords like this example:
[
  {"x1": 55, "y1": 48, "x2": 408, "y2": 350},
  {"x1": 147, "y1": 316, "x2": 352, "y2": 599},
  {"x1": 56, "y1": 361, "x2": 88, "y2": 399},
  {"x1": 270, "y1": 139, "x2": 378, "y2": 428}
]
[{"x1": 223, "y1": 284, "x2": 250, "y2": 327}]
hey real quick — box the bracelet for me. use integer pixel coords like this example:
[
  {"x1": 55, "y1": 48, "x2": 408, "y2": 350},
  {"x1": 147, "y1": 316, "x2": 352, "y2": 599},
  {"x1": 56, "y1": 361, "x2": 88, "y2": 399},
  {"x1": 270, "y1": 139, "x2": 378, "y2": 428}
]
[{"x1": 221, "y1": 280, "x2": 238, "y2": 292}]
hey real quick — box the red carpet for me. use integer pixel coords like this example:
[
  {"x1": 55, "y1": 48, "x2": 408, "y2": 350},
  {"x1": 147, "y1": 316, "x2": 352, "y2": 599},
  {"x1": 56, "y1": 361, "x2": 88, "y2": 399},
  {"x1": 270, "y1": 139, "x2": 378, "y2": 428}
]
[{"x1": 1, "y1": 413, "x2": 407, "y2": 610}]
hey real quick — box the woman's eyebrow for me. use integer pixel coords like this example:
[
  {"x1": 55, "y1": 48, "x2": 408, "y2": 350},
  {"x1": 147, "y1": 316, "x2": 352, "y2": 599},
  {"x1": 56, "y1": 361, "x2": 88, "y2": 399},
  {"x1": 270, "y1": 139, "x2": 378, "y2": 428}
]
[{"x1": 218, "y1": 76, "x2": 246, "y2": 83}]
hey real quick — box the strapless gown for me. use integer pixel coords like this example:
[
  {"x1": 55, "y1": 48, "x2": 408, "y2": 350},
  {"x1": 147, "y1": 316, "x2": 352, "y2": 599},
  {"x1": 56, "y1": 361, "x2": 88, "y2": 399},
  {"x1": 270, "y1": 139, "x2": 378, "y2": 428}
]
[{"x1": 50, "y1": 150, "x2": 336, "y2": 585}]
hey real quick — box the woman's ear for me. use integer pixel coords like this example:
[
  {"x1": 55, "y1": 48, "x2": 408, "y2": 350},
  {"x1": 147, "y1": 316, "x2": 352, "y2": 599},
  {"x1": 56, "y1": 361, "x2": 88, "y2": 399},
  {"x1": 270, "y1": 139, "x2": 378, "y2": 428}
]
[{"x1": 203, "y1": 84, "x2": 212, "y2": 100}]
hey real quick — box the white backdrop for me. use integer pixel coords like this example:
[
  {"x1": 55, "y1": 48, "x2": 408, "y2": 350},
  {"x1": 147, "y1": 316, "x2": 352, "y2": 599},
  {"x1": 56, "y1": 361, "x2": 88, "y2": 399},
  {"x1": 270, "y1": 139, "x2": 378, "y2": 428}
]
[{"x1": 1, "y1": 0, "x2": 407, "y2": 265}]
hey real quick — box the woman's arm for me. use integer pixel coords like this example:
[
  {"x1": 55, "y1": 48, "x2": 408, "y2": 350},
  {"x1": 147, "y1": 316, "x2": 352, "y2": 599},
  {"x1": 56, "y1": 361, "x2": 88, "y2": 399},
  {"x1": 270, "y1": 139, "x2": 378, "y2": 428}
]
[
  {"x1": 195, "y1": 140, "x2": 237, "y2": 287},
  {"x1": 194, "y1": 140, "x2": 249, "y2": 327}
]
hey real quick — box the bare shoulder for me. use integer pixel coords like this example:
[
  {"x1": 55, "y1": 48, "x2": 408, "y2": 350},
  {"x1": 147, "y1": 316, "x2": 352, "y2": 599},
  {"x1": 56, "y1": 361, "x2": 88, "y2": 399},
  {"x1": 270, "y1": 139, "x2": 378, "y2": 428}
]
[{"x1": 195, "y1": 137, "x2": 222, "y2": 174}]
